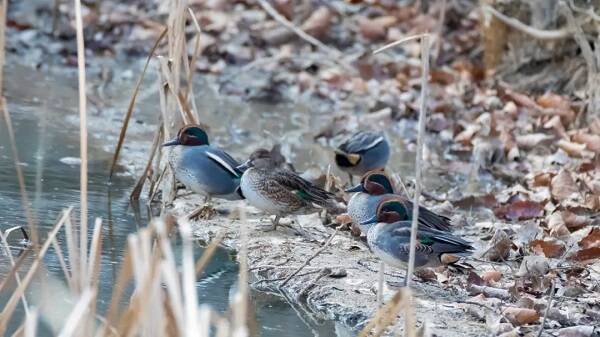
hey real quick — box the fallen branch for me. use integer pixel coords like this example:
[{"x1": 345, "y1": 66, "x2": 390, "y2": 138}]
[
  {"x1": 536, "y1": 280, "x2": 557, "y2": 337},
  {"x1": 279, "y1": 227, "x2": 339, "y2": 288}
]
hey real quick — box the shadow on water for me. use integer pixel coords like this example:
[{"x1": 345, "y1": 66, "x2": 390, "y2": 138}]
[{"x1": 0, "y1": 63, "x2": 345, "y2": 336}]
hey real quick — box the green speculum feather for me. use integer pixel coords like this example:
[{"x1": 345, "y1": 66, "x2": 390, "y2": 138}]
[
  {"x1": 294, "y1": 190, "x2": 310, "y2": 200},
  {"x1": 420, "y1": 236, "x2": 435, "y2": 245}
]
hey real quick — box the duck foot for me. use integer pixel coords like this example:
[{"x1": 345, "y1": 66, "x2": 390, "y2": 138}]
[{"x1": 188, "y1": 204, "x2": 217, "y2": 220}]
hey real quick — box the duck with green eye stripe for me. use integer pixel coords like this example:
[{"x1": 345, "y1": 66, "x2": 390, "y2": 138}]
[
  {"x1": 345, "y1": 171, "x2": 452, "y2": 233},
  {"x1": 237, "y1": 148, "x2": 340, "y2": 230},
  {"x1": 163, "y1": 125, "x2": 244, "y2": 218},
  {"x1": 359, "y1": 199, "x2": 473, "y2": 284}
]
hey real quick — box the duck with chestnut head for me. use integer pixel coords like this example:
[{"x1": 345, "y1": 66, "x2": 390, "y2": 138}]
[
  {"x1": 334, "y1": 131, "x2": 390, "y2": 184},
  {"x1": 237, "y1": 149, "x2": 339, "y2": 230},
  {"x1": 163, "y1": 125, "x2": 244, "y2": 209},
  {"x1": 360, "y1": 199, "x2": 472, "y2": 273},
  {"x1": 345, "y1": 172, "x2": 451, "y2": 232}
]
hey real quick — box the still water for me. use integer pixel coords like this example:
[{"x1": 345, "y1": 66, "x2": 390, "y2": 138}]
[{"x1": 0, "y1": 62, "x2": 342, "y2": 336}]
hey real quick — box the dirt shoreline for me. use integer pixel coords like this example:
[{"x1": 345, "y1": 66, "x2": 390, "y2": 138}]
[{"x1": 163, "y1": 193, "x2": 488, "y2": 336}]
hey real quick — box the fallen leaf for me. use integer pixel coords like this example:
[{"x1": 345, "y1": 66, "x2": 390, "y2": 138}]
[
  {"x1": 273, "y1": 0, "x2": 294, "y2": 19},
  {"x1": 502, "y1": 307, "x2": 540, "y2": 326},
  {"x1": 562, "y1": 210, "x2": 590, "y2": 230},
  {"x1": 335, "y1": 213, "x2": 353, "y2": 225},
  {"x1": 569, "y1": 247, "x2": 600, "y2": 262},
  {"x1": 484, "y1": 229, "x2": 512, "y2": 261},
  {"x1": 536, "y1": 93, "x2": 576, "y2": 124},
  {"x1": 529, "y1": 239, "x2": 566, "y2": 258},
  {"x1": 359, "y1": 16, "x2": 397, "y2": 41},
  {"x1": 579, "y1": 228, "x2": 600, "y2": 249},
  {"x1": 516, "y1": 255, "x2": 549, "y2": 277},
  {"x1": 494, "y1": 199, "x2": 544, "y2": 221},
  {"x1": 558, "y1": 139, "x2": 589, "y2": 158},
  {"x1": 572, "y1": 132, "x2": 600, "y2": 153},
  {"x1": 301, "y1": 7, "x2": 333, "y2": 39},
  {"x1": 551, "y1": 170, "x2": 580, "y2": 202},
  {"x1": 515, "y1": 133, "x2": 554, "y2": 149},
  {"x1": 547, "y1": 212, "x2": 570, "y2": 238},
  {"x1": 481, "y1": 270, "x2": 502, "y2": 283},
  {"x1": 532, "y1": 172, "x2": 554, "y2": 187}
]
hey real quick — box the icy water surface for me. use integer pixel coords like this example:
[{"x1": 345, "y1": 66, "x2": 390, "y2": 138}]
[{"x1": 0, "y1": 62, "x2": 344, "y2": 336}]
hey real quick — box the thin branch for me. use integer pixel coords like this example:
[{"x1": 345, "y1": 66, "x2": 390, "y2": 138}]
[
  {"x1": 536, "y1": 280, "x2": 556, "y2": 337},
  {"x1": 373, "y1": 33, "x2": 430, "y2": 55},
  {"x1": 255, "y1": 0, "x2": 352, "y2": 71},
  {"x1": 279, "y1": 227, "x2": 339, "y2": 288},
  {"x1": 481, "y1": 5, "x2": 571, "y2": 40}
]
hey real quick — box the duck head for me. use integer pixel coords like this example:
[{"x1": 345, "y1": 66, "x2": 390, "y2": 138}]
[
  {"x1": 345, "y1": 171, "x2": 394, "y2": 195},
  {"x1": 236, "y1": 148, "x2": 276, "y2": 171},
  {"x1": 359, "y1": 198, "x2": 409, "y2": 226},
  {"x1": 162, "y1": 125, "x2": 210, "y2": 147}
]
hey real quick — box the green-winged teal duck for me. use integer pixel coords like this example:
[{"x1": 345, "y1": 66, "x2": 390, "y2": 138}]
[
  {"x1": 346, "y1": 171, "x2": 451, "y2": 232},
  {"x1": 360, "y1": 199, "x2": 472, "y2": 271},
  {"x1": 334, "y1": 131, "x2": 390, "y2": 183},
  {"x1": 237, "y1": 149, "x2": 339, "y2": 230},
  {"x1": 163, "y1": 125, "x2": 244, "y2": 206}
]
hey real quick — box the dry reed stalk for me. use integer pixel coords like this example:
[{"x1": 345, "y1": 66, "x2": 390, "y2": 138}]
[
  {"x1": 0, "y1": 248, "x2": 31, "y2": 294},
  {"x1": 0, "y1": 208, "x2": 72, "y2": 334},
  {"x1": 64, "y1": 214, "x2": 81, "y2": 292},
  {"x1": 357, "y1": 289, "x2": 405, "y2": 337},
  {"x1": 179, "y1": 221, "x2": 200, "y2": 335},
  {"x1": 56, "y1": 289, "x2": 95, "y2": 337},
  {"x1": 74, "y1": 0, "x2": 89, "y2": 289},
  {"x1": 24, "y1": 309, "x2": 37, "y2": 337},
  {"x1": 0, "y1": 231, "x2": 30, "y2": 315},
  {"x1": 109, "y1": 28, "x2": 168, "y2": 179},
  {"x1": 130, "y1": 123, "x2": 163, "y2": 201},
  {"x1": 195, "y1": 231, "x2": 227, "y2": 275},
  {"x1": 0, "y1": 0, "x2": 6, "y2": 94},
  {"x1": 1, "y1": 98, "x2": 39, "y2": 246},
  {"x1": 233, "y1": 208, "x2": 249, "y2": 335},
  {"x1": 406, "y1": 34, "x2": 430, "y2": 288}
]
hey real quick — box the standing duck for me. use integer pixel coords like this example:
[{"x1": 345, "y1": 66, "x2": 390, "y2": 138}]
[
  {"x1": 163, "y1": 125, "x2": 244, "y2": 212},
  {"x1": 237, "y1": 149, "x2": 339, "y2": 230},
  {"x1": 360, "y1": 199, "x2": 472, "y2": 272},
  {"x1": 345, "y1": 171, "x2": 451, "y2": 232},
  {"x1": 334, "y1": 131, "x2": 390, "y2": 183}
]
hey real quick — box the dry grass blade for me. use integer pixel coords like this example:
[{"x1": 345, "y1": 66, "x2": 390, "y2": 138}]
[
  {"x1": 357, "y1": 289, "x2": 405, "y2": 337},
  {"x1": 0, "y1": 208, "x2": 72, "y2": 334},
  {"x1": 195, "y1": 231, "x2": 226, "y2": 275},
  {"x1": 0, "y1": 248, "x2": 31, "y2": 293},
  {"x1": 56, "y1": 289, "x2": 94, "y2": 337},
  {"x1": 373, "y1": 33, "x2": 430, "y2": 54},
  {"x1": 130, "y1": 123, "x2": 163, "y2": 201},
  {"x1": 109, "y1": 28, "x2": 167, "y2": 180},
  {"x1": 0, "y1": 231, "x2": 30, "y2": 315},
  {"x1": 1, "y1": 97, "x2": 39, "y2": 246}
]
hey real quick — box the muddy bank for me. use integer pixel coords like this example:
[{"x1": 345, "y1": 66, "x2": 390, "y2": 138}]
[{"x1": 164, "y1": 193, "x2": 488, "y2": 336}]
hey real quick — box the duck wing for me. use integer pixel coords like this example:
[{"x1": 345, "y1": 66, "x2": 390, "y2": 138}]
[
  {"x1": 204, "y1": 147, "x2": 242, "y2": 178},
  {"x1": 338, "y1": 131, "x2": 385, "y2": 154},
  {"x1": 270, "y1": 169, "x2": 337, "y2": 209}
]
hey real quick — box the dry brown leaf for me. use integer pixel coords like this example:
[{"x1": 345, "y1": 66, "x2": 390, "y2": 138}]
[
  {"x1": 532, "y1": 172, "x2": 554, "y2": 187},
  {"x1": 455, "y1": 124, "x2": 480, "y2": 144},
  {"x1": 578, "y1": 227, "x2": 600, "y2": 249},
  {"x1": 481, "y1": 270, "x2": 502, "y2": 283},
  {"x1": 515, "y1": 133, "x2": 554, "y2": 149},
  {"x1": 335, "y1": 213, "x2": 353, "y2": 225},
  {"x1": 558, "y1": 139, "x2": 589, "y2": 158},
  {"x1": 562, "y1": 210, "x2": 590, "y2": 230},
  {"x1": 485, "y1": 229, "x2": 512, "y2": 261},
  {"x1": 551, "y1": 170, "x2": 579, "y2": 202},
  {"x1": 529, "y1": 239, "x2": 566, "y2": 258},
  {"x1": 359, "y1": 16, "x2": 396, "y2": 41},
  {"x1": 502, "y1": 307, "x2": 540, "y2": 326},
  {"x1": 494, "y1": 199, "x2": 544, "y2": 221},
  {"x1": 301, "y1": 7, "x2": 333, "y2": 38},
  {"x1": 537, "y1": 93, "x2": 576, "y2": 124},
  {"x1": 572, "y1": 132, "x2": 600, "y2": 153},
  {"x1": 517, "y1": 255, "x2": 549, "y2": 277},
  {"x1": 569, "y1": 247, "x2": 600, "y2": 263},
  {"x1": 273, "y1": 0, "x2": 294, "y2": 19},
  {"x1": 547, "y1": 212, "x2": 570, "y2": 238}
]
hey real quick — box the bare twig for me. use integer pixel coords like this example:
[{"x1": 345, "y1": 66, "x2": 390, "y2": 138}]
[
  {"x1": 373, "y1": 33, "x2": 430, "y2": 54},
  {"x1": 255, "y1": 0, "x2": 351, "y2": 70},
  {"x1": 536, "y1": 280, "x2": 556, "y2": 337},
  {"x1": 279, "y1": 227, "x2": 339, "y2": 288},
  {"x1": 481, "y1": 5, "x2": 571, "y2": 40},
  {"x1": 297, "y1": 268, "x2": 331, "y2": 297}
]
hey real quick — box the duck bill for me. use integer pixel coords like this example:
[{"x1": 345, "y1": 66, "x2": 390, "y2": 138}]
[
  {"x1": 359, "y1": 214, "x2": 378, "y2": 226},
  {"x1": 162, "y1": 138, "x2": 180, "y2": 147},
  {"x1": 345, "y1": 183, "x2": 365, "y2": 193},
  {"x1": 235, "y1": 160, "x2": 251, "y2": 172}
]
